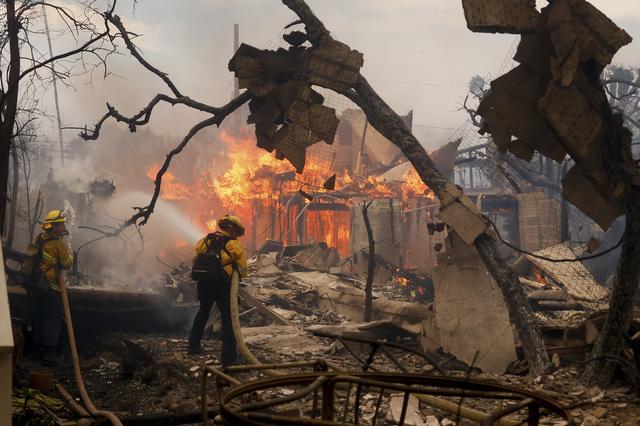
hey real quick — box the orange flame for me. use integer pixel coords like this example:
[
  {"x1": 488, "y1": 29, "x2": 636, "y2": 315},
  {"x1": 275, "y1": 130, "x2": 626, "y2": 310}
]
[
  {"x1": 395, "y1": 276, "x2": 410, "y2": 287},
  {"x1": 401, "y1": 168, "x2": 435, "y2": 200},
  {"x1": 533, "y1": 269, "x2": 548, "y2": 285},
  {"x1": 145, "y1": 128, "x2": 435, "y2": 255},
  {"x1": 146, "y1": 164, "x2": 192, "y2": 200}
]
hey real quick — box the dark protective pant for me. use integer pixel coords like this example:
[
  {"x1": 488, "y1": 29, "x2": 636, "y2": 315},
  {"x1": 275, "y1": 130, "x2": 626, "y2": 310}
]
[
  {"x1": 188, "y1": 279, "x2": 237, "y2": 364},
  {"x1": 30, "y1": 280, "x2": 64, "y2": 355}
]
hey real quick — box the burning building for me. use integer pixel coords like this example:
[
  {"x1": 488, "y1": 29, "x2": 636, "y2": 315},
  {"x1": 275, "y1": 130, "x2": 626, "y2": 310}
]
[{"x1": 134, "y1": 106, "x2": 455, "y2": 277}]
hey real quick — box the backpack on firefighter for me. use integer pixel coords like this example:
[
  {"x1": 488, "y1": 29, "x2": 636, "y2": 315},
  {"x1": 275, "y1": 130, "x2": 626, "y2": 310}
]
[
  {"x1": 191, "y1": 233, "x2": 234, "y2": 284},
  {"x1": 21, "y1": 237, "x2": 55, "y2": 293}
]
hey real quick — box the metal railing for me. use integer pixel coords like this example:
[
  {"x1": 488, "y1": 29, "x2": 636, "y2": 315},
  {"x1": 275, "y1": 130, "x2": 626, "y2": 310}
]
[
  {"x1": 216, "y1": 371, "x2": 573, "y2": 425},
  {"x1": 200, "y1": 355, "x2": 574, "y2": 425}
]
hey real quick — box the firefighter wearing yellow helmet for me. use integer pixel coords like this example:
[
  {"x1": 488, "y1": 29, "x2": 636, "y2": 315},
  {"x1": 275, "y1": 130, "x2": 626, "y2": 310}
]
[
  {"x1": 25, "y1": 209, "x2": 73, "y2": 365},
  {"x1": 188, "y1": 215, "x2": 247, "y2": 364}
]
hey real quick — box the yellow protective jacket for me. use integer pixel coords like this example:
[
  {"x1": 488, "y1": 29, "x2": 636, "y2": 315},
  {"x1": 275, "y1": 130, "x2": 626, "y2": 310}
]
[
  {"x1": 32, "y1": 231, "x2": 73, "y2": 292},
  {"x1": 194, "y1": 230, "x2": 248, "y2": 278}
]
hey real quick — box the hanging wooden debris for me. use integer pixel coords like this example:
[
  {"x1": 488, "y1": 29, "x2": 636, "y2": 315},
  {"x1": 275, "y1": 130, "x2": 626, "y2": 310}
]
[
  {"x1": 228, "y1": 34, "x2": 363, "y2": 173},
  {"x1": 478, "y1": 66, "x2": 567, "y2": 162},
  {"x1": 472, "y1": 0, "x2": 633, "y2": 230},
  {"x1": 547, "y1": 0, "x2": 632, "y2": 86},
  {"x1": 462, "y1": 0, "x2": 539, "y2": 34},
  {"x1": 561, "y1": 164, "x2": 624, "y2": 230},
  {"x1": 229, "y1": 44, "x2": 305, "y2": 97},
  {"x1": 303, "y1": 38, "x2": 363, "y2": 92}
]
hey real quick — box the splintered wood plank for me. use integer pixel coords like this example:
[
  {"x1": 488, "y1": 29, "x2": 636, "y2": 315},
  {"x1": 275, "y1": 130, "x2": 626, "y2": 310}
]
[{"x1": 238, "y1": 288, "x2": 294, "y2": 326}]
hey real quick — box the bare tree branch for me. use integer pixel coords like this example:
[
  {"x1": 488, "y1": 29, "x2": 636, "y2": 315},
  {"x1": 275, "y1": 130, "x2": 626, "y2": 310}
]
[
  {"x1": 80, "y1": 93, "x2": 226, "y2": 139},
  {"x1": 460, "y1": 94, "x2": 483, "y2": 128},
  {"x1": 122, "y1": 96, "x2": 250, "y2": 228},
  {"x1": 107, "y1": 13, "x2": 182, "y2": 97},
  {"x1": 76, "y1": 7, "x2": 252, "y2": 236}
]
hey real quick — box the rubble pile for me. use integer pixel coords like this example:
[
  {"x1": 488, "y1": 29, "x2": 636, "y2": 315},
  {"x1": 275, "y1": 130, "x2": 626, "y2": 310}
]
[{"x1": 12, "y1": 240, "x2": 640, "y2": 424}]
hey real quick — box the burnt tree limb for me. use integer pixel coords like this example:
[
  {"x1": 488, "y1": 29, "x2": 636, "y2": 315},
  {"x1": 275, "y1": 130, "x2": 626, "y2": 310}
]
[
  {"x1": 282, "y1": 0, "x2": 551, "y2": 376},
  {"x1": 583, "y1": 189, "x2": 640, "y2": 385},
  {"x1": 80, "y1": 11, "x2": 252, "y2": 231}
]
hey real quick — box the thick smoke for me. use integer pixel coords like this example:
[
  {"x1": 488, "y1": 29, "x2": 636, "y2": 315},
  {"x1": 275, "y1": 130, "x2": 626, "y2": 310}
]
[{"x1": 25, "y1": 119, "x2": 244, "y2": 292}]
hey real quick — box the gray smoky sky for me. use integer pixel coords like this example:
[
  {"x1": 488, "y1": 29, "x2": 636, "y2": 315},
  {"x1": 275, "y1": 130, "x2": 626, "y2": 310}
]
[{"x1": 45, "y1": 0, "x2": 640, "y2": 150}]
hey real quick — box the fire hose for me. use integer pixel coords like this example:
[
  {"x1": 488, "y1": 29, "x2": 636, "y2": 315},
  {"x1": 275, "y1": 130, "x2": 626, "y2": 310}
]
[
  {"x1": 59, "y1": 272, "x2": 123, "y2": 425},
  {"x1": 227, "y1": 270, "x2": 517, "y2": 425},
  {"x1": 229, "y1": 269, "x2": 284, "y2": 377}
]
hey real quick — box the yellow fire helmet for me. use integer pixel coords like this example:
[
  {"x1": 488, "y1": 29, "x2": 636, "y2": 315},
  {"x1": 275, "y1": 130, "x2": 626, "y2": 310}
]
[
  {"x1": 42, "y1": 209, "x2": 67, "y2": 230},
  {"x1": 218, "y1": 214, "x2": 245, "y2": 236}
]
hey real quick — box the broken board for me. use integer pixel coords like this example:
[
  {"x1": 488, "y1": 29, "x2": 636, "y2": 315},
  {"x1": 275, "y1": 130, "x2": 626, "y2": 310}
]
[{"x1": 431, "y1": 234, "x2": 517, "y2": 373}]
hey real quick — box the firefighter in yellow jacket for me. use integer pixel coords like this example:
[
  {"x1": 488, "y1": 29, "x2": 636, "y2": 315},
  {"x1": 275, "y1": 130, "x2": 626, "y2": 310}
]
[
  {"x1": 27, "y1": 210, "x2": 74, "y2": 364},
  {"x1": 188, "y1": 215, "x2": 247, "y2": 365}
]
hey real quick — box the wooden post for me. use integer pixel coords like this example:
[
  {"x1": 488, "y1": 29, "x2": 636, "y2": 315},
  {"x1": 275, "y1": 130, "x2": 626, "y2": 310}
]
[
  {"x1": 251, "y1": 201, "x2": 257, "y2": 251},
  {"x1": 354, "y1": 120, "x2": 369, "y2": 180},
  {"x1": 362, "y1": 201, "x2": 375, "y2": 322}
]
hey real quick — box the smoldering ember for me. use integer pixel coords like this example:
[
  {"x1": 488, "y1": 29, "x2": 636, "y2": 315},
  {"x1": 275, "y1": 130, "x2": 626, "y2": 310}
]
[{"x1": 2, "y1": 1, "x2": 640, "y2": 425}]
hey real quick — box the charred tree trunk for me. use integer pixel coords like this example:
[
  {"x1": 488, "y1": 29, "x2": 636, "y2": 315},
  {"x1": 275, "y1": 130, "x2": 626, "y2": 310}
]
[
  {"x1": 582, "y1": 192, "x2": 640, "y2": 385},
  {"x1": 362, "y1": 201, "x2": 375, "y2": 322},
  {"x1": 0, "y1": 139, "x2": 11, "y2": 238},
  {"x1": 0, "y1": 0, "x2": 21, "y2": 238},
  {"x1": 582, "y1": 95, "x2": 640, "y2": 384},
  {"x1": 345, "y1": 75, "x2": 551, "y2": 375}
]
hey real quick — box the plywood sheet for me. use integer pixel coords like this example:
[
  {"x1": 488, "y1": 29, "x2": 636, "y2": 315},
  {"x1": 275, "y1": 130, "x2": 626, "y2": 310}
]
[{"x1": 432, "y1": 234, "x2": 517, "y2": 373}]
